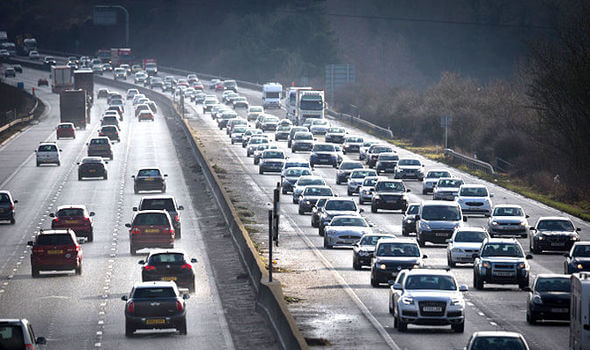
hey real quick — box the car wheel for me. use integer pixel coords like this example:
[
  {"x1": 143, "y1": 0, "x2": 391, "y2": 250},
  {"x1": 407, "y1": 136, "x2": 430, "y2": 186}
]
[
  {"x1": 417, "y1": 234, "x2": 425, "y2": 247},
  {"x1": 32, "y1": 267, "x2": 40, "y2": 278},
  {"x1": 75, "y1": 264, "x2": 82, "y2": 275},
  {"x1": 282, "y1": 188, "x2": 288, "y2": 195},
  {"x1": 175, "y1": 227, "x2": 181, "y2": 239},
  {"x1": 87, "y1": 232, "x2": 94, "y2": 242},
  {"x1": 371, "y1": 204, "x2": 378, "y2": 213},
  {"x1": 10, "y1": 217, "x2": 15, "y2": 225},
  {"x1": 452, "y1": 321, "x2": 464, "y2": 333},
  {"x1": 401, "y1": 227, "x2": 408, "y2": 237},
  {"x1": 422, "y1": 189, "x2": 427, "y2": 195},
  {"x1": 319, "y1": 226, "x2": 324, "y2": 236},
  {"x1": 336, "y1": 178, "x2": 341, "y2": 185},
  {"x1": 347, "y1": 189, "x2": 352, "y2": 196},
  {"x1": 298, "y1": 208, "x2": 304, "y2": 215},
  {"x1": 189, "y1": 280, "x2": 196, "y2": 293},
  {"x1": 526, "y1": 311, "x2": 537, "y2": 325},
  {"x1": 519, "y1": 278, "x2": 529, "y2": 290},
  {"x1": 448, "y1": 256, "x2": 456, "y2": 268},
  {"x1": 359, "y1": 198, "x2": 364, "y2": 205},
  {"x1": 397, "y1": 315, "x2": 407, "y2": 332},
  {"x1": 125, "y1": 321, "x2": 135, "y2": 337},
  {"x1": 370, "y1": 277, "x2": 379, "y2": 288},
  {"x1": 531, "y1": 241, "x2": 540, "y2": 254},
  {"x1": 474, "y1": 272, "x2": 484, "y2": 290},
  {"x1": 104, "y1": 173, "x2": 108, "y2": 180},
  {"x1": 353, "y1": 258, "x2": 361, "y2": 270},
  {"x1": 259, "y1": 168, "x2": 263, "y2": 174},
  {"x1": 130, "y1": 245, "x2": 137, "y2": 255},
  {"x1": 134, "y1": 187, "x2": 139, "y2": 194}
]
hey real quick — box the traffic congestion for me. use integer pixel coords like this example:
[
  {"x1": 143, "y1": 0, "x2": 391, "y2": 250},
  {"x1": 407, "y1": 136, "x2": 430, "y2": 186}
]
[{"x1": 1, "y1": 52, "x2": 590, "y2": 350}]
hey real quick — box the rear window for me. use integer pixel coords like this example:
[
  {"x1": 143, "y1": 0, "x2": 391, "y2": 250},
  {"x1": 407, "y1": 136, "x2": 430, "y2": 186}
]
[
  {"x1": 138, "y1": 169, "x2": 161, "y2": 177},
  {"x1": 0, "y1": 325, "x2": 25, "y2": 348},
  {"x1": 325, "y1": 200, "x2": 356, "y2": 211},
  {"x1": 0, "y1": 193, "x2": 10, "y2": 202},
  {"x1": 459, "y1": 187, "x2": 488, "y2": 197},
  {"x1": 134, "y1": 213, "x2": 169, "y2": 226},
  {"x1": 90, "y1": 138, "x2": 107, "y2": 145},
  {"x1": 471, "y1": 337, "x2": 526, "y2": 350},
  {"x1": 133, "y1": 287, "x2": 176, "y2": 298},
  {"x1": 57, "y1": 208, "x2": 84, "y2": 217},
  {"x1": 58, "y1": 124, "x2": 73, "y2": 129},
  {"x1": 149, "y1": 253, "x2": 185, "y2": 265},
  {"x1": 38, "y1": 145, "x2": 57, "y2": 152},
  {"x1": 140, "y1": 199, "x2": 175, "y2": 211},
  {"x1": 36, "y1": 234, "x2": 74, "y2": 246}
]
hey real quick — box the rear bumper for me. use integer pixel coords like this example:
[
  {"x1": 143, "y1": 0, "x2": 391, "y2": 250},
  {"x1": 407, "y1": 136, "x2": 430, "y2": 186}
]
[
  {"x1": 130, "y1": 237, "x2": 174, "y2": 250},
  {"x1": 125, "y1": 312, "x2": 186, "y2": 330}
]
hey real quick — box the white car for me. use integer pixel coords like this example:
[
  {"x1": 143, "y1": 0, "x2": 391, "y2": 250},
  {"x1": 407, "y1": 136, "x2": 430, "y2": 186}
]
[
  {"x1": 28, "y1": 50, "x2": 40, "y2": 60},
  {"x1": 309, "y1": 119, "x2": 330, "y2": 135},
  {"x1": 422, "y1": 169, "x2": 451, "y2": 194},
  {"x1": 391, "y1": 269, "x2": 467, "y2": 333},
  {"x1": 394, "y1": 158, "x2": 424, "y2": 180},
  {"x1": 359, "y1": 141, "x2": 378, "y2": 161},
  {"x1": 433, "y1": 177, "x2": 464, "y2": 201},
  {"x1": 347, "y1": 169, "x2": 378, "y2": 196},
  {"x1": 446, "y1": 227, "x2": 489, "y2": 266},
  {"x1": 126, "y1": 88, "x2": 139, "y2": 100},
  {"x1": 456, "y1": 184, "x2": 493, "y2": 216},
  {"x1": 488, "y1": 204, "x2": 529, "y2": 238},
  {"x1": 291, "y1": 175, "x2": 326, "y2": 204},
  {"x1": 35, "y1": 142, "x2": 61, "y2": 166}
]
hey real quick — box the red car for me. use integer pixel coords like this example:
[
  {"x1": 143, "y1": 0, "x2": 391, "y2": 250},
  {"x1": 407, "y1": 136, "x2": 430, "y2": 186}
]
[
  {"x1": 126, "y1": 210, "x2": 174, "y2": 255},
  {"x1": 56, "y1": 123, "x2": 76, "y2": 139},
  {"x1": 192, "y1": 82, "x2": 204, "y2": 91},
  {"x1": 28, "y1": 229, "x2": 82, "y2": 277},
  {"x1": 50, "y1": 205, "x2": 95, "y2": 241},
  {"x1": 215, "y1": 82, "x2": 225, "y2": 91},
  {"x1": 37, "y1": 78, "x2": 49, "y2": 86},
  {"x1": 138, "y1": 111, "x2": 154, "y2": 121}
]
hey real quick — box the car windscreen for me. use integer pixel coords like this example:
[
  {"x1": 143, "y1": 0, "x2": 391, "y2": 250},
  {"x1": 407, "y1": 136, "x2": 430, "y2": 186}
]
[
  {"x1": 313, "y1": 144, "x2": 335, "y2": 152},
  {"x1": 294, "y1": 133, "x2": 313, "y2": 140},
  {"x1": 325, "y1": 200, "x2": 356, "y2": 211},
  {"x1": 263, "y1": 151, "x2": 284, "y2": 159},
  {"x1": 459, "y1": 187, "x2": 488, "y2": 197},
  {"x1": 0, "y1": 325, "x2": 25, "y2": 348},
  {"x1": 233, "y1": 127, "x2": 247, "y2": 133},
  {"x1": 303, "y1": 187, "x2": 333, "y2": 196},
  {"x1": 454, "y1": 231, "x2": 487, "y2": 243},
  {"x1": 133, "y1": 287, "x2": 176, "y2": 298},
  {"x1": 535, "y1": 277, "x2": 570, "y2": 292},
  {"x1": 330, "y1": 217, "x2": 367, "y2": 227},
  {"x1": 378, "y1": 154, "x2": 399, "y2": 161},
  {"x1": 297, "y1": 178, "x2": 324, "y2": 187},
  {"x1": 141, "y1": 199, "x2": 175, "y2": 211},
  {"x1": 134, "y1": 213, "x2": 169, "y2": 226},
  {"x1": 138, "y1": 169, "x2": 161, "y2": 177},
  {"x1": 573, "y1": 245, "x2": 590, "y2": 257},
  {"x1": 407, "y1": 205, "x2": 420, "y2": 215},
  {"x1": 362, "y1": 178, "x2": 378, "y2": 186},
  {"x1": 311, "y1": 120, "x2": 328, "y2": 126},
  {"x1": 277, "y1": 126, "x2": 291, "y2": 131},
  {"x1": 480, "y1": 243, "x2": 524, "y2": 258},
  {"x1": 360, "y1": 235, "x2": 389, "y2": 246},
  {"x1": 250, "y1": 107, "x2": 263, "y2": 113},
  {"x1": 398, "y1": 159, "x2": 420, "y2": 166},
  {"x1": 340, "y1": 162, "x2": 363, "y2": 170},
  {"x1": 328, "y1": 128, "x2": 345, "y2": 133},
  {"x1": 427, "y1": 171, "x2": 450, "y2": 178},
  {"x1": 438, "y1": 179, "x2": 463, "y2": 187},
  {"x1": 375, "y1": 181, "x2": 405, "y2": 192},
  {"x1": 421, "y1": 205, "x2": 461, "y2": 221},
  {"x1": 57, "y1": 208, "x2": 84, "y2": 217},
  {"x1": 149, "y1": 253, "x2": 185, "y2": 265},
  {"x1": 285, "y1": 169, "x2": 310, "y2": 177},
  {"x1": 537, "y1": 220, "x2": 574, "y2": 231},
  {"x1": 346, "y1": 137, "x2": 363, "y2": 143},
  {"x1": 493, "y1": 207, "x2": 523, "y2": 216},
  {"x1": 351, "y1": 170, "x2": 376, "y2": 178},
  {"x1": 377, "y1": 242, "x2": 420, "y2": 257},
  {"x1": 471, "y1": 337, "x2": 526, "y2": 350},
  {"x1": 36, "y1": 234, "x2": 73, "y2": 246},
  {"x1": 38, "y1": 145, "x2": 57, "y2": 152},
  {"x1": 405, "y1": 275, "x2": 456, "y2": 290}
]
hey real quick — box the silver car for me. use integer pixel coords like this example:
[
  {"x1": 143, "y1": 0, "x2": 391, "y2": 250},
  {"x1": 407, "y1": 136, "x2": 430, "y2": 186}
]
[
  {"x1": 324, "y1": 215, "x2": 372, "y2": 249},
  {"x1": 433, "y1": 177, "x2": 464, "y2": 201},
  {"x1": 488, "y1": 204, "x2": 529, "y2": 238},
  {"x1": 347, "y1": 169, "x2": 378, "y2": 196},
  {"x1": 292, "y1": 176, "x2": 326, "y2": 204},
  {"x1": 422, "y1": 169, "x2": 452, "y2": 194},
  {"x1": 358, "y1": 176, "x2": 387, "y2": 204}
]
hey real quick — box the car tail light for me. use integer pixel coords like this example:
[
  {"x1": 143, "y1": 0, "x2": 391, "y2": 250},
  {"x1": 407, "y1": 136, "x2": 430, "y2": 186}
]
[
  {"x1": 127, "y1": 301, "x2": 135, "y2": 313},
  {"x1": 25, "y1": 345, "x2": 34, "y2": 350},
  {"x1": 9, "y1": 204, "x2": 14, "y2": 210},
  {"x1": 131, "y1": 228, "x2": 141, "y2": 235},
  {"x1": 181, "y1": 263, "x2": 192, "y2": 270},
  {"x1": 99, "y1": 132, "x2": 104, "y2": 136},
  {"x1": 174, "y1": 214, "x2": 180, "y2": 222},
  {"x1": 84, "y1": 217, "x2": 90, "y2": 222},
  {"x1": 33, "y1": 247, "x2": 44, "y2": 254},
  {"x1": 143, "y1": 265, "x2": 156, "y2": 271},
  {"x1": 176, "y1": 300, "x2": 183, "y2": 311}
]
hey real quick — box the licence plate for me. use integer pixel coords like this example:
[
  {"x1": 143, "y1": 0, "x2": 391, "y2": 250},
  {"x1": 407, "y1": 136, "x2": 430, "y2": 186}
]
[
  {"x1": 436, "y1": 232, "x2": 448, "y2": 237},
  {"x1": 66, "y1": 220, "x2": 78, "y2": 224},
  {"x1": 162, "y1": 276, "x2": 177, "y2": 281},
  {"x1": 423, "y1": 306, "x2": 442, "y2": 312},
  {"x1": 47, "y1": 250, "x2": 63, "y2": 255},
  {"x1": 144, "y1": 178, "x2": 154, "y2": 181},
  {"x1": 145, "y1": 319, "x2": 166, "y2": 325},
  {"x1": 493, "y1": 272, "x2": 514, "y2": 277},
  {"x1": 551, "y1": 242, "x2": 565, "y2": 246},
  {"x1": 89, "y1": 169, "x2": 96, "y2": 173},
  {"x1": 144, "y1": 229, "x2": 159, "y2": 233},
  {"x1": 551, "y1": 308, "x2": 568, "y2": 313}
]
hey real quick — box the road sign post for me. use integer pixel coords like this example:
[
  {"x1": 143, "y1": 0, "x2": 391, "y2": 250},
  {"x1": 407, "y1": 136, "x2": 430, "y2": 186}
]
[{"x1": 440, "y1": 115, "x2": 452, "y2": 149}]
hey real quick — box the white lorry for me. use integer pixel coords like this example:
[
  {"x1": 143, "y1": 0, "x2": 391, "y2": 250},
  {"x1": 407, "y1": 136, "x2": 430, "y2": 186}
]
[
  {"x1": 296, "y1": 89, "x2": 325, "y2": 126},
  {"x1": 262, "y1": 83, "x2": 282, "y2": 109},
  {"x1": 570, "y1": 272, "x2": 590, "y2": 350},
  {"x1": 51, "y1": 65, "x2": 74, "y2": 93},
  {"x1": 285, "y1": 86, "x2": 311, "y2": 121}
]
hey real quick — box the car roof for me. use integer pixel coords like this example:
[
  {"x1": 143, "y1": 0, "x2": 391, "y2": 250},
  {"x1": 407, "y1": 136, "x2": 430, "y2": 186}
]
[
  {"x1": 484, "y1": 237, "x2": 519, "y2": 244},
  {"x1": 421, "y1": 200, "x2": 459, "y2": 207},
  {"x1": 56, "y1": 205, "x2": 87, "y2": 211},
  {"x1": 39, "y1": 229, "x2": 74, "y2": 235},
  {"x1": 455, "y1": 226, "x2": 487, "y2": 232},
  {"x1": 58, "y1": 122, "x2": 74, "y2": 126},
  {"x1": 91, "y1": 137, "x2": 110, "y2": 141},
  {"x1": 536, "y1": 216, "x2": 573, "y2": 221},
  {"x1": 147, "y1": 248, "x2": 186, "y2": 256},
  {"x1": 460, "y1": 184, "x2": 487, "y2": 188},
  {"x1": 331, "y1": 215, "x2": 364, "y2": 220},
  {"x1": 377, "y1": 237, "x2": 419, "y2": 245},
  {"x1": 135, "y1": 209, "x2": 170, "y2": 216},
  {"x1": 134, "y1": 281, "x2": 177, "y2": 288},
  {"x1": 493, "y1": 204, "x2": 523, "y2": 209},
  {"x1": 141, "y1": 195, "x2": 175, "y2": 200},
  {"x1": 405, "y1": 269, "x2": 453, "y2": 277},
  {"x1": 535, "y1": 273, "x2": 570, "y2": 279},
  {"x1": 471, "y1": 331, "x2": 524, "y2": 338}
]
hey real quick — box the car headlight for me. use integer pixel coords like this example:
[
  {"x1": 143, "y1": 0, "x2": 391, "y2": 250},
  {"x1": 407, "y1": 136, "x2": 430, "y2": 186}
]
[
  {"x1": 377, "y1": 264, "x2": 387, "y2": 270},
  {"x1": 306, "y1": 200, "x2": 312, "y2": 205},
  {"x1": 401, "y1": 296, "x2": 414, "y2": 305},
  {"x1": 518, "y1": 262, "x2": 527, "y2": 269},
  {"x1": 571, "y1": 235, "x2": 580, "y2": 241},
  {"x1": 481, "y1": 261, "x2": 491, "y2": 269},
  {"x1": 420, "y1": 221, "x2": 431, "y2": 231},
  {"x1": 491, "y1": 221, "x2": 499, "y2": 226},
  {"x1": 520, "y1": 221, "x2": 527, "y2": 226},
  {"x1": 532, "y1": 294, "x2": 543, "y2": 304},
  {"x1": 451, "y1": 247, "x2": 463, "y2": 253},
  {"x1": 412, "y1": 264, "x2": 421, "y2": 269},
  {"x1": 373, "y1": 195, "x2": 381, "y2": 200},
  {"x1": 577, "y1": 263, "x2": 583, "y2": 270},
  {"x1": 450, "y1": 297, "x2": 464, "y2": 306}
]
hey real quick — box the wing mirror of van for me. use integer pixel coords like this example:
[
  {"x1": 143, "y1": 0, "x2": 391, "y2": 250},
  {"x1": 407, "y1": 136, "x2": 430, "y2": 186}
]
[
  {"x1": 463, "y1": 216, "x2": 468, "y2": 222},
  {"x1": 526, "y1": 254, "x2": 533, "y2": 260},
  {"x1": 393, "y1": 283, "x2": 402, "y2": 290},
  {"x1": 414, "y1": 214, "x2": 420, "y2": 220}
]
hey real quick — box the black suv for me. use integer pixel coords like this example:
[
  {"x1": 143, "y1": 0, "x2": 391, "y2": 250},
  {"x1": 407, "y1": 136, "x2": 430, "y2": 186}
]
[
  {"x1": 0, "y1": 190, "x2": 18, "y2": 224},
  {"x1": 0, "y1": 319, "x2": 46, "y2": 349},
  {"x1": 135, "y1": 196, "x2": 184, "y2": 238},
  {"x1": 371, "y1": 180, "x2": 409, "y2": 213},
  {"x1": 139, "y1": 250, "x2": 197, "y2": 292},
  {"x1": 473, "y1": 238, "x2": 532, "y2": 290},
  {"x1": 133, "y1": 168, "x2": 168, "y2": 193}
]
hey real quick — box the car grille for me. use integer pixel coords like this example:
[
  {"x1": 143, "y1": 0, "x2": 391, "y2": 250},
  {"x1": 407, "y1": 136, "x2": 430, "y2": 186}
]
[
  {"x1": 380, "y1": 194, "x2": 402, "y2": 201},
  {"x1": 419, "y1": 301, "x2": 446, "y2": 317},
  {"x1": 466, "y1": 202, "x2": 483, "y2": 206},
  {"x1": 338, "y1": 235, "x2": 360, "y2": 240},
  {"x1": 431, "y1": 229, "x2": 454, "y2": 235}
]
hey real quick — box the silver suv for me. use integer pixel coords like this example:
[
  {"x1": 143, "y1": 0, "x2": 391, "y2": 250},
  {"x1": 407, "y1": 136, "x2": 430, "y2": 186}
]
[
  {"x1": 35, "y1": 142, "x2": 61, "y2": 166},
  {"x1": 473, "y1": 238, "x2": 532, "y2": 290},
  {"x1": 415, "y1": 201, "x2": 466, "y2": 247}
]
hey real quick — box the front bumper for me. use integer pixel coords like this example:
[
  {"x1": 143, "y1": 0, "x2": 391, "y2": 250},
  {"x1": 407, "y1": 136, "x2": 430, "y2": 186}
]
[
  {"x1": 534, "y1": 236, "x2": 576, "y2": 251},
  {"x1": 489, "y1": 225, "x2": 527, "y2": 237},
  {"x1": 529, "y1": 303, "x2": 569, "y2": 320},
  {"x1": 354, "y1": 252, "x2": 373, "y2": 266},
  {"x1": 325, "y1": 234, "x2": 361, "y2": 247},
  {"x1": 398, "y1": 303, "x2": 464, "y2": 325},
  {"x1": 478, "y1": 266, "x2": 529, "y2": 285},
  {"x1": 420, "y1": 230, "x2": 454, "y2": 244},
  {"x1": 373, "y1": 197, "x2": 407, "y2": 210}
]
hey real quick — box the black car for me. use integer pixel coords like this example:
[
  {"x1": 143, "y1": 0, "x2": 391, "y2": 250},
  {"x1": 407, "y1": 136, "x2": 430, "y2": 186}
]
[
  {"x1": 375, "y1": 152, "x2": 399, "y2": 173},
  {"x1": 0, "y1": 191, "x2": 18, "y2": 224},
  {"x1": 564, "y1": 242, "x2": 590, "y2": 274},
  {"x1": 12, "y1": 64, "x2": 23, "y2": 73},
  {"x1": 371, "y1": 180, "x2": 410, "y2": 213},
  {"x1": 526, "y1": 274, "x2": 570, "y2": 324},
  {"x1": 122, "y1": 281, "x2": 189, "y2": 336},
  {"x1": 77, "y1": 157, "x2": 108, "y2": 180},
  {"x1": 139, "y1": 250, "x2": 197, "y2": 292},
  {"x1": 352, "y1": 233, "x2": 395, "y2": 270},
  {"x1": 135, "y1": 196, "x2": 184, "y2": 238},
  {"x1": 0, "y1": 319, "x2": 46, "y2": 349},
  {"x1": 335, "y1": 161, "x2": 364, "y2": 185},
  {"x1": 401, "y1": 203, "x2": 421, "y2": 236},
  {"x1": 530, "y1": 217, "x2": 581, "y2": 254},
  {"x1": 98, "y1": 125, "x2": 120, "y2": 142},
  {"x1": 133, "y1": 168, "x2": 167, "y2": 193},
  {"x1": 370, "y1": 238, "x2": 426, "y2": 286},
  {"x1": 311, "y1": 198, "x2": 329, "y2": 228}
]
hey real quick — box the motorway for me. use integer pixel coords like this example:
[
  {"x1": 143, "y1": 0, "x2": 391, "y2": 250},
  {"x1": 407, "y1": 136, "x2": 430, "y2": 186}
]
[
  {"x1": 0, "y1": 68, "x2": 278, "y2": 350},
  {"x1": 3, "y1": 63, "x2": 589, "y2": 350}
]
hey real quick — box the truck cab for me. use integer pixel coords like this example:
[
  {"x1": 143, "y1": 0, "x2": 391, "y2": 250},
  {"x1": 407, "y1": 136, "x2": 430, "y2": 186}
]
[
  {"x1": 296, "y1": 90, "x2": 325, "y2": 126},
  {"x1": 570, "y1": 272, "x2": 590, "y2": 350},
  {"x1": 263, "y1": 83, "x2": 282, "y2": 109}
]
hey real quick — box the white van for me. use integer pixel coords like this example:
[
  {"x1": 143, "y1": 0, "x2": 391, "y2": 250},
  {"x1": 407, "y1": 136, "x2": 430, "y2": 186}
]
[
  {"x1": 262, "y1": 83, "x2": 282, "y2": 109},
  {"x1": 570, "y1": 272, "x2": 590, "y2": 350}
]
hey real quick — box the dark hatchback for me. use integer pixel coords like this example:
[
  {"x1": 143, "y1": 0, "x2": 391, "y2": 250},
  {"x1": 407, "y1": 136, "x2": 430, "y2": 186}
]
[
  {"x1": 371, "y1": 180, "x2": 410, "y2": 213},
  {"x1": 0, "y1": 191, "x2": 18, "y2": 224},
  {"x1": 352, "y1": 233, "x2": 395, "y2": 270},
  {"x1": 78, "y1": 157, "x2": 108, "y2": 180},
  {"x1": 133, "y1": 168, "x2": 168, "y2": 193},
  {"x1": 122, "y1": 282, "x2": 189, "y2": 336},
  {"x1": 526, "y1": 274, "x2": 570, "y2": 324},
  {"x1": 139, "y1": 250, "x2": 197, "y2": 292},
  {"x1": 135, "y1": 196, "x2": 184, "y2": 238}
]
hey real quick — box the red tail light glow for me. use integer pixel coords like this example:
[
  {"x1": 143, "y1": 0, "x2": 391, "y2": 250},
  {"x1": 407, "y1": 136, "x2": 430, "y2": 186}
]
[
  {"x1": 25, "y1": 345, "x2": 33, "y2": 350},
  {"x1": 131, "y1": 228, "x2": 141, "y2": 235},
  {"x1": 176, "y1": 300, "x2": 183, "y2": 311},
  {"x1": 181, "y1": 263, "x2": 192, "y2": 270},
  {"x1": 127, "y1": 301, "x2": 135, "y2": 313},
  {"x1": 143, "y1": 265, "x2": 156, "y2": 271},
  {"x1": 9, "y1": 204, "x2": 14, "y2": 210},
  {"x1": 174, "y1": 215, "x2": 180, "y2": 222}
]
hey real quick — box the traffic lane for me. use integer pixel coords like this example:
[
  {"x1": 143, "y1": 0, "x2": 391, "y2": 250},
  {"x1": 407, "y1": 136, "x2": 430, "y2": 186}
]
[
  {"x1": 0, "y1": 95, "x2": 127, "y2": 349},
  {"x1": 98, "y1": 95, "x2": 233, "y2": 349}
]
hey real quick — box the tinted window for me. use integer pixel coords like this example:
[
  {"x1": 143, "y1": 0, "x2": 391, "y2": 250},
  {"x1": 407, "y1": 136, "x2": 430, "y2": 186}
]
[
  {"x1": 57, "y1": 208, "x2": 84, "y2": 217},
  {"x1": 285, "y1": 169, "x2": 310, "y2": 177},
  {"x1": 493, "y1": 207, "x2": 523, "y2": 216},
  {"x1": 372, "y1": 146, "x2": 392, "y2": 153},
  {"x1": 379, "y1": 154, "x2": 399, "y2": 161},
  {"x1": 90, "y1": 138, "x2": 107, "y2": 145},
  {"x1": 362, "y1": 178, "x2": 378, "y2": 186},
  {"x1": 325, "y1": 200, "x2": 356, "y2": 211},
  {"x1": 535, "y1": 277, "x2": 570, "y2": 292},
  {"x1": 313, "y1": 144, "x2": 335, "y2": 152},
  {"x1": 537, "y1": 220, "x2": 574, "y2": 231},
  {"x1": 377, "y1": 243, "x2": 420, "y2": 257},
  {"x1": 359, "y1": 235, "x2": 389, "y2": 246},
  {"x1": 405, "y1": 275, "x2": 456, "y2": 290},
  {"x1": 375, "y1": 181, "x2": 405, "y2": 192},
  {"x1": 421, "y1": 205, "x2": 461, "y2": 221},
  {"x1": 138, "y1": 169, "x2": 161, "y2": 177},
  {"x1": 38, "y1": 145, "x2": 57, "y2": 152},
  {"x1": 573, "y1": 245, "x2": 590, "y2": 257},
  {"x1": 340, "y1": 162, "x2": 363, "y2": 170},
  {"x1": 36, "y1": 234, "x2": 74, "y2": 246},
  {"x1": 398, "y1": 159, "x2": 421, "y2": 166},
  {"x1": 149, "y1": 253, "x2": 185, "y2": 265},
  {"x1": 303, "y1": 187, "x2": 333, "y2": 196},
  {"x1": 0, "y1": 325, "x2": 25, "y2": 348},
  {"x1": 58, "y1": 124, "x2": 73, "y2": 129},
  {"x1": 141, "y1": 199, "x2": 175, "y2": 211},
  {"x1": 427, "y1": 171, "x2": 450, "y2": 178},
  {"x1": 134, "y1": 213, "x2": 169, "y2": 226},
  {"x1": 0, "y1": 194, "x2": 10, "y2": 202},
  {"x1": 346, "y1": 137, "x2": 363, "y2": 143},
  {"x1": 460, "y1": 187, "x2": 489, "y2": 197},
  {"x1": 263, "y1": 151, "x2": 284, "y2": 159},
  {"x1": 407, "y1": 205, "x2": 420, "y2": 215},
  {"x1": 133, "y1": 287, "x2": 176, "y2": 298},
  {"x1": 455, "y1": 231, "x2": 487, "y2": 243},
  {"x1": 481, "y1": 243, "x2": 524, "y2": 258},
  {"x1": 471, "y1": 337, "x2": 526, "y2": 350},
  {"x1": 438, "y1": 179, "x2": 463, "y2": 187},
  {"x1": 351, "y1": 170, "x2": 376, "y2": 178}
]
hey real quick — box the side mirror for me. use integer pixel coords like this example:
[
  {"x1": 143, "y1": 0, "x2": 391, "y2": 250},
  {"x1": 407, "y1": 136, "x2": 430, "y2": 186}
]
[
  {"x1": 387, "y1": 279, "x2": 396, "y2": 286},
  {"x1": 577, "y1": 228, "x2": 581, "y2": 232},
  {"x1": 369, "y1": 223, "x2": 374, "y2": 227},
  {"x1": 49, "y1": 213, "x2": 55, "y2": 217},
  {"x1": 13, "y1": 200, "x2": 18, "y2": 204},
  {"x1": 89, "y1": 212, "x2": 95, "y2": 217},
  {"x1": 393, "y1": 283, "x2": 402, "y2": 290},
  {"x1": 131, "y1": 175, "x2": 135, "y2": 178},
  {"x1": 178, "y1": 205, "x2": 185, "y2": 210},
  {"x1": 76, "y1": 162, "x2": 80, "y2": 165},
  {"x1": 85, "y1": 143, "x2": 89, "y2": 145},
  {"x1": 490, "y1": 193, "x2": 494, "y2": 198},
  {"x1": 164, "y1": 174, "x2": 168, "y2": 177},
  {"x1": 422, "y1": 254, "x2": 428, "y2": 259},
  {"x1": 445, "y1": 239, "x2": 451, "y2": 243},
  {"x1": 522, "y1": 286, "x2": 532, "y2": 292},
  {"x1": 191, "y1": 258, "x2": 198, "y2": 263},
  {"x1": 183, "y1": 294, "x2": 190, "y2": 300},
  {"x1": 36, "y1": 337, "x2": 47, "y2": 345},
  {"x1": 526, "y1": 215, "x2": 530, "y2": 218},
  {"x1": 463, "y1": 216, "x2": 468, "y2": 222},
  {"x1": 459, "y1": 284, "x2": 469, "y2": 292},
  {"x1": 27, "y1": 241, "x2": 34, "y2": 246},
  {"x1": 104, "y1": 161, "x2": 109, "y2": 164},
  {"x1": 472, "y1": 253, "x2": 480, "y2": 259},
  {"x1": 359, "y1": 208, "x2": 364, "y2": 213},
  {"x1": 121, "y1": 295, "x2": 128, "y2": 301},
  {"x1": 415, "y1": 214, "x2": 420, "y2": 221},
  {"x1": 132, "y1": 207, "x2": 138, "y2": 212},
  {"x1": 526, "y1": 254, "x2": 533, "y2": 260},
  {"x1": 353, "y1": 242, "x2": 359, "y2": 247},
  {"x1": 564, "y1": 253, "x2": 570, "y2": 258},
  {"x1": 530, "y1": 227, "x2": 536, "y2": 231},
  {"x1": 406, "y1": 189, "x2": 411, "y2": 192},
  {"x1": 138, "y1": 260, "x2": 145, "y2": 264},
  {"x1": 125, "y1": 223, "x2": 131, "y2": 228}
]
